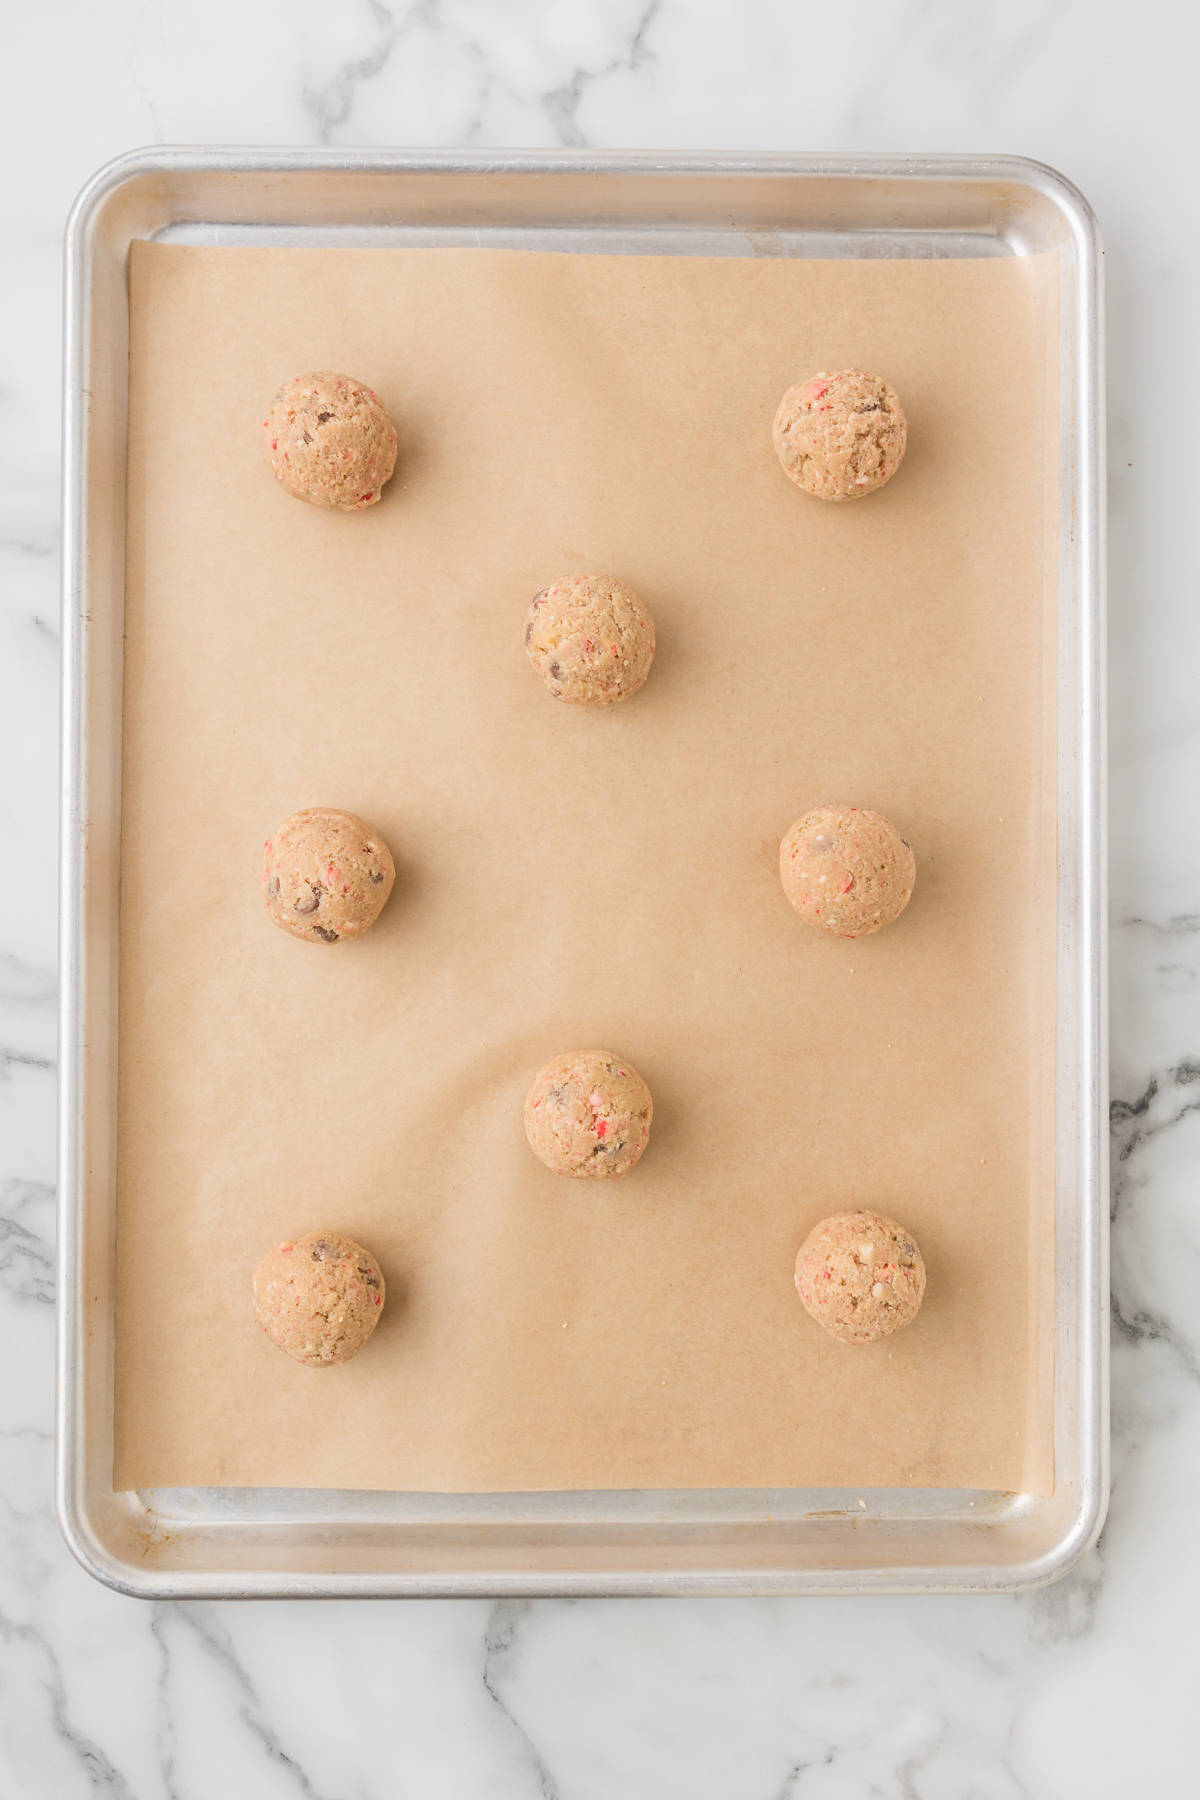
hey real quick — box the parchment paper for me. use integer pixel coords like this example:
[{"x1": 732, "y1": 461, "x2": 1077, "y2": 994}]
[{"x1": 115, "y1": 242, "x2": 1057, "y2": 1494}]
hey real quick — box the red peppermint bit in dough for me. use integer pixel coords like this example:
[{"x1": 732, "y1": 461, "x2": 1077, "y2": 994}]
[
  {"x1": 818, "y1": 405, "x2": 830, "y2": 413},
  {"x1": 609, "y1": 643, "x2": 619, "y2": 655},
  {"x1": 809, "y1": 381, "x2": 829, "y2": 400},
  {"x1": 583, "y1": 638, "x2": 594, "y2": 654},
  {"x1": 278, "y1": 1241, "x2": 294, "y2": 1254},
  {"x1": 823, "y1": 1265, "x2": 832, "y2": 1279},
  {"x1": 358, "y1": 494, "x2": 375, "y2": 503},
  {"x1": 374, "y1": 1293, "x2": 381, "y2": 1305},
  {"x1": 839, "y1": 878, "x2": 853, "y2": 894},
  {"x1": 596, "y1": 1119, "x2": 608, "y2": 1139},
  {"x1": 270, "y1": 440, "x2": 278, "y2": 450}
]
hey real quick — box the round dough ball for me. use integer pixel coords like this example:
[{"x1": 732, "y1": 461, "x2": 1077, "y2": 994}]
[
  {"x1": 773, "y1": 369, "x2": 906, "y2": 501},
  {"x1": 262, "y1": 372, "x2": 397, "y2": 510},
  {"x1": 525, "y1": 575, "x2": 655, "y2": 705},
  {"x1": 794, "y1": 1210, "x2": 926, "y2": 1346},
  {"x1": 524, "y1": 1050, "x2": 653, "y2": 1179},
  {"x1": 779, "y1": 804, "x2": 915, "y2": 939},
  {"x1": 263, "y1": 808, "x2": 395, "y2": 944},
  {"x1": 253, "y1": 1229, "x2": 385, "y2": 1366}
]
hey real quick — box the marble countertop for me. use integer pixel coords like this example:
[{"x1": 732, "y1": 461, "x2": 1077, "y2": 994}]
[{"x1": 2, "y1": 0, "x2": 1192, "y2": 1792}]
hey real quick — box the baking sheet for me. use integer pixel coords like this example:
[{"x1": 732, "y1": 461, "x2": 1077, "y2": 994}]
[{"x1": 115, "y1": 242, "x2": 1056, "y2": 1495}]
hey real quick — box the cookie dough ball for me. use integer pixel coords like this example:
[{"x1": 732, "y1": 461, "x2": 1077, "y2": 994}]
[
  {"x1": 253, "y1": 1229, "x2": 385, "y2": 1367},
  {"x1": 779, "y1": 804, "x2": 915, "y2": 939},
  {"x1": 794, "y1": 1210, "x2": 926, "y2": 1346},
  {"x1": 525, "y1": 575, "x2": 655, "y2": 705},
  {"x1": 263, "y1": 808, "x2": 395, "y2": 944},
  {"x1": 262, "y1": 372, "x2": 397, "y2": 510},
  {"x1": 524, "y1": 1050, "x2": 653, "y2": 1179},
  {"x1": 773, "y1": 369, "x2": 906, "y2": 501}
]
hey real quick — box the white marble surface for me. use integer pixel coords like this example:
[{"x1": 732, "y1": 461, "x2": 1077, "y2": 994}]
[{"x1": 1, "y1": 0, "x2": 1194, "y2": 1791}]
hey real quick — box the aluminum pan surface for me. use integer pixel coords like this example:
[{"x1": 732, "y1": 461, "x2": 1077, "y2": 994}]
[{"x1": 57, "y1": 150, "x2": 1107, "y2": 1597}]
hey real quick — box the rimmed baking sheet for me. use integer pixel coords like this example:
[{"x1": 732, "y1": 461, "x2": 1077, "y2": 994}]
[{"x1": 58, "y1": 151, "x2": 1106, "y2": 1595}]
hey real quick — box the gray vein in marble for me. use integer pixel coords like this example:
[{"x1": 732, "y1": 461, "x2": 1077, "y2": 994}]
[
  {"x1": 1026, "y1": 1535, "x2": 1105, "y2": 1646},
  {"x1": 0, "y1": 518, "x2": 62, "y2": 644},
  {"x1": 1117, "y1": 912, "x2": 1200, "y2": 935},
  {"x1": 482, "y1": 1601, "x2": 561, "y2": 1800},
  {"x1": 148, "y1": 1610, "x2": 184, "y2": 1800},
  {"x1": 458, "y1": 44, "x2": 505, "y2": 148},
  {"x1": 0, "y1": 955, "x2": 56, "y2": 1007},
  {"x1": 996, "y1": 1715, "x2": 1036, "y2": 1800},
  {"x1": 1114, "y1": 914, "x2": 1200, "y2": 989},
  {"x1": 159, "y1": 1605, "x2": 343, "y2": 1800},
  {"x1": 302, "y1": 0, "x2": 404, "y2": 145},
  {"x1": 0, "y1": 1181, "x2": 55, "y2": 1306},
  {"x1": 1, "y1": 1173, "x2": 54, "y2": 1219},
  {"x1": 838, "y1": 0, "x2": 935, "y2": 138},
  {"x1": 542, "y1": 0, "x2": 660, "y2": 147},
  {"x1": 0, "y1": 1046, "x2": 55, "y2": 1078},
  {"x1": 896, "y1": 1719, "x2": 950, "y2": 1800},
  {"x1": 772, "y1": 1751, "x2": 835, "y2": 1798},
  {"x1": 0, "y1": 1604, "x2": 138, "y2": 1797},
  {"x1": 0, "y1": 534, "x2": 55, "y2": 559},
  {"x1": 1107, "y1": 1068, "x2": 1200, "y2": 1381},
  {"x1": 1110, "y1": 1288, "x2": 1199, "y2": 1378},
  {"x1": 1109, "y1": 1075, "x2": 1159, "y2": 1130},
  {"x1": 1109, "y1": 1064, "x2": 1200, "y2": 1167},
  {"x1": 129, "y1": 0, "x2": 165, "y2": 142},
  {"x1": 0, "y1": 1016, "x2": 57, "y2": 1071}
]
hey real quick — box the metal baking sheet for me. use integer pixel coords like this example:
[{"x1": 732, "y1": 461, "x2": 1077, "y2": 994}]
[{"x1": 57, "y1": 148, "x2": 1107, "y2": 1597}]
